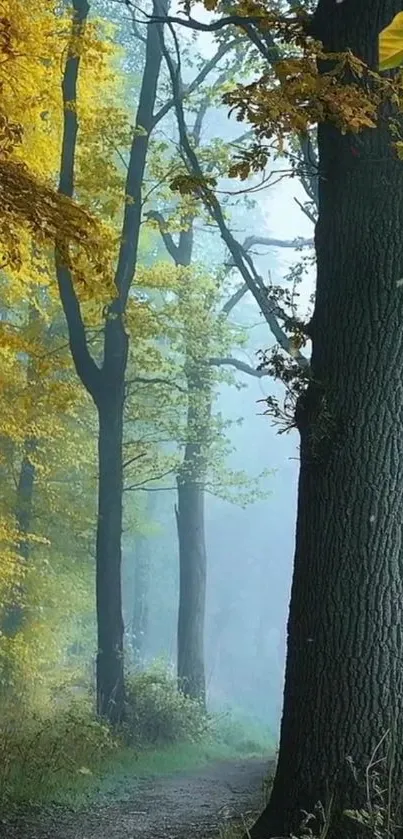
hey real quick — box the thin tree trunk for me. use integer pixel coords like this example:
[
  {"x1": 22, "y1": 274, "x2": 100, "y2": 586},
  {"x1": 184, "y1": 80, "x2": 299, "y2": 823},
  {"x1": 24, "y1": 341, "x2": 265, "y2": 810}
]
[
  {"x1": 2, "y1": 307, "x2": 39, "y2": 638},
  {"x1": 1, "y1": 439, "x2": 36, "y2": 637},
  {"x1": 250, "y1": 3, "x2": 403, "y2": 837},
  {"x1": 131, "y1": 533, "x2": 149, "y2": 667},
  {"x1": 176, "y1": 379, "x2": 210, "y2": 705},
  {"x1": 159, "y1": 216, "x2": 210, "y2": 706},
  {"x1": 56, "y1": 0, "x2": 167, "y2": 725},
  {"x1": 95, "y1": 316, "x2": 127, "y2": 723},
  {"x1": 176, "y1": 478, "x2": 207, "y2": 705}
]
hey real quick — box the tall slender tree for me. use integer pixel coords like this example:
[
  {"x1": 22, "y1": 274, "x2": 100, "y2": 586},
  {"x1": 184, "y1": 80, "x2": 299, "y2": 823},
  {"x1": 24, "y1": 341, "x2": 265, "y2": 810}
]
[{"x1": 55, "y1": 0, "x2": 167, "y2": 723}]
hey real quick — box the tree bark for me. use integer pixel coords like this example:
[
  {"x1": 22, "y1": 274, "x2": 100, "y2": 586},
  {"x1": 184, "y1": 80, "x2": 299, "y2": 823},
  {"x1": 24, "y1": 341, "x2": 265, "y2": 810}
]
[
  {"x1": 174, "y1": 208, "x2": 210, "y2": 707},
  {"x1": 95, "y1": 317, "x2": 127, "y2": 723},
  {"x1": 131, "y1": 535, "x2": 150, "y2": 667},
  {"x1": 176, "y1": 408, "x2": 209, "y2": 707},
  {"x1": 2, "y1": 308, "x2": 39, "y2": 638},
  {"x1": 1, "y1": 440, "x2": 36, "y2": 637},
  {"x1": 250, "y1": 2, "x2": 403, "y2": 837}
]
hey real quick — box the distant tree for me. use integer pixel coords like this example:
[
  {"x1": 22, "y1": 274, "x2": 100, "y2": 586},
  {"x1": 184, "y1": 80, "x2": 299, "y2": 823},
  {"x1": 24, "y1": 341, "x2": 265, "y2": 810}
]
[{"x1": 142, "y1": 82, "x2": 310, "y2": 703}]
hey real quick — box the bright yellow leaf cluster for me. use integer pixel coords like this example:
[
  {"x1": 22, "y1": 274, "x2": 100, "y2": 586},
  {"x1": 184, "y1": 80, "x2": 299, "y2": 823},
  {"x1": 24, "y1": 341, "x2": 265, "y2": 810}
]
[{"x1": 379, "y1": 12, "x2": 403, "y2": 72}]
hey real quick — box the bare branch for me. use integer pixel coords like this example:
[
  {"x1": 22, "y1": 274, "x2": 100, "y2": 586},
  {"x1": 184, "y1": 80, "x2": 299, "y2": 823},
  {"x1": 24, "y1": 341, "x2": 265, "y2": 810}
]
[
  {"x1": 221, "y1": 283, "x2": 249, "y2": 315},
  {"x1": 219, "y1": 235, "x2": 312, "y2": 315},
  {"x1": 209, "y1": 356, "x2": 269, "y2": 377},
  {"x1": 124, "y1": 0, "x2": 147, "y2": 43},
  {"x1": 152, "y1": 38, "x2": 244, "y2": 128},
  {"x1": 242, "y1": 235, "x2": 314, "y2": 250},
  {"x1": 135, "y1": 8, "x2": 266, "y2": 33},
  {"x1": 123, "y1": 452, "x2": 147, "y2": 469},
  {"x1": 144, "y1": 210, "x2": 179, "y2": 261},
  {"x1": 126, "y1": 375, "x2": 187, "y2": 394},
  {"x1": 124, "y1": 467, "x2": 176, "y2": 491},
  {"x1": 161, "y1": 29, "x2": 309, "y2": 370},
  {"x1": 294, "y1": 196, "x2": 317, "y2": 225}
]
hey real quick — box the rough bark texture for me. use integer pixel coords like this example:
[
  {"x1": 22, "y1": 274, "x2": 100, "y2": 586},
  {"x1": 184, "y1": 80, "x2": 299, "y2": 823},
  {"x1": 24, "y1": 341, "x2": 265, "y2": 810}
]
[{"x1": 250, "y1": 2, "x2": 403, "y2": 837}]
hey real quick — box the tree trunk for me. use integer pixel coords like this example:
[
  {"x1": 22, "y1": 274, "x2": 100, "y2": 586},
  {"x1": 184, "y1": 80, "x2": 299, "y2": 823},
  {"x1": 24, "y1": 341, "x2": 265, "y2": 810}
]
[
  {"x1": 250, "y1": 3, "x2": 403, "y2": 837},
  {"x1": 176, "y1": 357, "x2": 211, "y2": 707},
  {"x1": 176, "y1": 451, "x2": 208, "y2": 707},
  {"x1": 2, "y1": 439, "x2": 36, "y2": 637},
  {"x1": 2, "y1": 307, "x2": 39, "y2": 639},
  {"x1": 131, "y1": 531, "x2": 149, "y2": 667},
  {"x1": 95, "y1": 319, "x2": 127, "y2": 724}
]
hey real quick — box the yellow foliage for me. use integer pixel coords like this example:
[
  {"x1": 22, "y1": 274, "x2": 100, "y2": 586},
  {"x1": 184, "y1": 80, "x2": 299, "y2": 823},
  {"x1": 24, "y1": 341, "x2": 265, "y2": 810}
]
[
  {"x1": 0, "y1": 0, "x2": 117, "y2": 291},
  {"x1": 379, "y1": 12, "x2": 403, "y2": 72}
]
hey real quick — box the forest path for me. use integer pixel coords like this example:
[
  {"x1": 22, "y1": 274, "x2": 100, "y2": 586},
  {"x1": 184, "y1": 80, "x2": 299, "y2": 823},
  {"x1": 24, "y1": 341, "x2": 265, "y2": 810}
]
[{"x1": 5, "y1": 757, "x2": 272, "y2": 839}]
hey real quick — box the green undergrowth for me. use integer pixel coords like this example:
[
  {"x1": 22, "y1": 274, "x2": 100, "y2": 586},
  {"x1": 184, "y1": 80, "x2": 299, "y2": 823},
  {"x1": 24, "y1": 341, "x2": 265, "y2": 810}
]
[{"x1": 0, "y1": 665, "x2": 275, "y2": 817}]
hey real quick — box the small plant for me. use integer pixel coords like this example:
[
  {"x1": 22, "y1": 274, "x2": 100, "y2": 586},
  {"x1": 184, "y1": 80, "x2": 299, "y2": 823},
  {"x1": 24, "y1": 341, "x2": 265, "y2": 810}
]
[
  {"x1": 269, "y1": 730, "x2": 403, "y2": 839},
  {"x1": 344, "y1": 729, "x2": 403, "y2": 839}
]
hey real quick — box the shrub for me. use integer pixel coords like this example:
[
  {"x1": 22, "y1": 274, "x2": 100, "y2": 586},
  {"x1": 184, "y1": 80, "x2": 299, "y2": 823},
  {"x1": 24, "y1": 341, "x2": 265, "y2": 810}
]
[
  {"x1": 211, "y1": 707, "x2": 275, "y2": 757},
  {"x1": 124, "y1": 664, "x2": 210, "y2": 747},
  {"x1": 0, "y1": 699, "x2": 117, "y2": 809}
]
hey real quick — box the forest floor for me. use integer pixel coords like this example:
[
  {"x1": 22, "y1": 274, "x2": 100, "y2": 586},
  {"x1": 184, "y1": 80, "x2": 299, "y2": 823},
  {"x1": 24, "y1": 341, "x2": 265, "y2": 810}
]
[{"x1": 3, "y1": 757, "x2": 272, "y2": 839}]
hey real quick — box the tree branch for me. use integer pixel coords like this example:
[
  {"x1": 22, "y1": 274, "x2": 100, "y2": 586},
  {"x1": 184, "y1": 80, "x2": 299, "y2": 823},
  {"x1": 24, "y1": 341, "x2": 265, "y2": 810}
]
[
  {"x1": 161, "y1": 29, "x2": 309, "y2": 370},
  {"x1": 219, "y1": 235, "x2": 312, "y2": 315},
  {"x1": 151, "y1": 38, "x2": 244, "y2": 128},
  {"x1": 114, "y1": 0, "x2": 168, "y2": 309},
  {"x1": 124, "y1": 467, "x2": 175, "y2": 492},
  {"x1": 56, "y1": 0, "x2": 102, "y2": 403},
  {"x1": 144, "y1": 210, "x2": 180, "y2": 261},
  {"x1": 221, "y1": 283, "x2": 249, "y2": 315},
  {"x1": 294, "y1": 196, "x2": 317, "y2": 224},
  {"x1": 138, "y1": 9, "x2": 266, "y2": 33},
  {"x1": 122, "y1": 452, "x2": 147, "y2": 469},
  {"x1": 144, "y1": 4, "x2": 319, "y2": 206},
  {"x1": 209, "y1": 356, "x2": 269, "y2": 377},
  {"x1": 126, "y1": 375, "x2": 187, "y2": 394},
  {"x1": 242, "y1": 235, "x2": 314, "y2": 251},
  {"x1": 124, "y1": 0, "x2": 147, "y2": 43}
]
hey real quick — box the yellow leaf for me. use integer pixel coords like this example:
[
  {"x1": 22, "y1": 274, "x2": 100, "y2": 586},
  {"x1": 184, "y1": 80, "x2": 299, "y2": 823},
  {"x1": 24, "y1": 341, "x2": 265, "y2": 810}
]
[{"x1": 379, "y1": 12, "x2": 403, "y2": 71}]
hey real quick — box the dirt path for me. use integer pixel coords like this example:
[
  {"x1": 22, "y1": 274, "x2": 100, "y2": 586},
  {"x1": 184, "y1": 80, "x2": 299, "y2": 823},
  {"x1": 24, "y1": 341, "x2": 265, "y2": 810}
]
[{"x1": 4, "y1": 758, "x2": 272, "y2": 839}]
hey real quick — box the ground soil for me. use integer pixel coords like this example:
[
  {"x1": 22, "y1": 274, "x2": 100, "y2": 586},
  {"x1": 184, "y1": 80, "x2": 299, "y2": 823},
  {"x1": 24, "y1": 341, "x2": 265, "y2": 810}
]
[{"x1": 2, "y1": 757, "x2": 273, "y2": 839}]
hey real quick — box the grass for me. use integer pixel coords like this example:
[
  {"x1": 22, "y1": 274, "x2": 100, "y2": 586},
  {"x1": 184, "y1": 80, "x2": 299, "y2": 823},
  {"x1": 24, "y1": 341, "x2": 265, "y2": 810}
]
[
  {"x1": 45, "y1": 713, "x2": 274, "y2": 811},
  {"x1": 0, "y1": 681, "x2": 275, "y2": 818},
  {"x1": 76, "y1": 734, "x2": 271, "y2": 809}
]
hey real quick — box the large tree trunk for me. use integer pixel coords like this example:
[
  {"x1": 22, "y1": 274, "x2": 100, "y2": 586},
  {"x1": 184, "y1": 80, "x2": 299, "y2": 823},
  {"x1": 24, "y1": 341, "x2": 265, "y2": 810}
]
[
  {"x1": 250, "y1": 3, "x2": 403, "y2": 837},
  {"x1": 95, "y1": 318, "x2": 127, "y2": 724}
]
